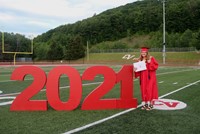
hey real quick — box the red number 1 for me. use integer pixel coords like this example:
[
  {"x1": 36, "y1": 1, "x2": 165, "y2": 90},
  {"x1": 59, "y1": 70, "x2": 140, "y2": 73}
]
[{"x1": 116, "y1": 65, "x2": 137, "y2": 108}]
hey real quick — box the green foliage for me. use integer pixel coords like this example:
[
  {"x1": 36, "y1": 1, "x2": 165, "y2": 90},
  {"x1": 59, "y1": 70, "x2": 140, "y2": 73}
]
[
  {"x1": 47, "y1": 41, "x2": 64, "y2": 60},
  {"x1": 90, "y1": 29, "x2": 200, "y2": 50},
  {"x1": 35, "y1": 0, "x2": 200, "y2": 46},
  {"x1": 64, "y1": 35, "x2": 85, "y2": 60},
  {"x1": 33, "y1": 34, "x2": 85, "y2": 61},
  {"x1": 3, "y1": 33, "x2": 31, "y2": 52},
  {"x1": 0, "y1": 32, "x2": 31, "y2": 61},
  {"x1": 90, "y1": 41, "x2": 128, "y2": 51},
  {"x1": 147, "y1": 29, "x2": 199, "y2": 48},
  {"x1": 196, "y1": 29, "x2": 200, "y2": 50},
  {"x1": 33, "y1": 43, "x2": 48, "y2": 60},
  {"x1": 31, "y1": 0, "x2": 200, "y2": 61}
]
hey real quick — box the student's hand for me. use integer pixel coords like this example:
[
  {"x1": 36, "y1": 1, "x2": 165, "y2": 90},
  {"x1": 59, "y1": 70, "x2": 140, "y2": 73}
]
[{"x1": 147, "y1": 56, "x2": 152, "y2": 63}]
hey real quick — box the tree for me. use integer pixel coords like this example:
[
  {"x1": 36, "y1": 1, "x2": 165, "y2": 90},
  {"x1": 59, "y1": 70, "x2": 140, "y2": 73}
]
[
  {"x1": 34, "y1": 43, "x2": 49, "y2": 60},
  {"x1": 180, "y1": 29, "x2": 193, "y2": 47},
  {"x1": 196, "y1": 29, "x2": 200, "y2": 50},
  {"x1": 0, "y1": 32, "x2": 31, "y2": 61},
  {"x1": 64, "y1": 35, "x2": 85, "y2": 60},
  {"x1": 47, "y1": 40, "x2": 64, "y2": 60}
]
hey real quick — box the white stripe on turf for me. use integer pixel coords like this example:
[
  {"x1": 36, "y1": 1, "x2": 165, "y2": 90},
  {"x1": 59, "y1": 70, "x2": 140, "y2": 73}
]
[
  {"x1": 0, "y1": 68, "x2": 197, "y2": 83},
  {"x1": 0, "y1": 68, "x2": 197, "y2": 96},
  {"x1": 0, "y1": 82, "x2": 103, "y2": 97},
  {"x1": 63, "y1": 79, "x2": 200, "y2": 134}
]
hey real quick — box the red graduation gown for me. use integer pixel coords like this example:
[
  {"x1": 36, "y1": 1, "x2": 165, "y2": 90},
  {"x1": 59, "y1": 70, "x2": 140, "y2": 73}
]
[{"x1": 135, "y1": 57, "x2": 159, "y2": 102}]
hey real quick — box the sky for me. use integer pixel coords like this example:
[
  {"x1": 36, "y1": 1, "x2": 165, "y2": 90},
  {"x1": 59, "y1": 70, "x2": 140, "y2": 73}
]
[{"x1": 0, "y1": 0, "x2": 137, "y2": 38}]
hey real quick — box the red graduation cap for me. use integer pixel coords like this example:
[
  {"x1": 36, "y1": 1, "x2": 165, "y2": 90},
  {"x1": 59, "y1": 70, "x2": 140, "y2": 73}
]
[{"x1": 141, "y1": 47, "x2": 149, "y2": 53}]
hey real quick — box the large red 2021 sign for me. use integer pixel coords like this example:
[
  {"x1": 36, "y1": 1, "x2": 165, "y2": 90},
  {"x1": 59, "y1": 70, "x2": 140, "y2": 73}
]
[{"x1": 10, "y1": 65, "x2": 137, "y2": 111}]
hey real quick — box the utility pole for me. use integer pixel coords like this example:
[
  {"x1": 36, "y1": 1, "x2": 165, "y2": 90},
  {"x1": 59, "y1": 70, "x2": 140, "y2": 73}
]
[{"x1": 162, "y1": 0, "x2": 166, "y2": 64}]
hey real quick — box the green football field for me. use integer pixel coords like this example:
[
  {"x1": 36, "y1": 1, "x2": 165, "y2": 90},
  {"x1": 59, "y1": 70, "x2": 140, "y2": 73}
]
[{"x1": 0, "y1": 65, "x2": 200, "y2": 134}]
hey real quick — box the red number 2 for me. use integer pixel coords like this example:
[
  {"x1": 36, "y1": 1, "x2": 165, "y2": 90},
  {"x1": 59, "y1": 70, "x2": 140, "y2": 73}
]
[
  {"x1": 81, "y1": 65, "x2": 137, "y2": 110},
  {"x1": 10, "y1": 66, "x2": 47, "y2": 111},
  {"x1": 81, "y1": 66, "x2": 117, "y2": 110}
]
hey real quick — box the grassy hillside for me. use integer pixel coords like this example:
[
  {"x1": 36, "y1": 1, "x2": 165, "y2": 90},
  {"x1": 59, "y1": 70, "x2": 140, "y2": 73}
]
[{"x1": 80, "y1": 52, "x2": 200, "y2": 66}]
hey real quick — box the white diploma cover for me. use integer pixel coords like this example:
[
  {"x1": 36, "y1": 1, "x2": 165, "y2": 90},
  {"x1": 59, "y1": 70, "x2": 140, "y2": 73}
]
[{"x1": 133, "y1": 61, "x2": 147, "y2": 72}]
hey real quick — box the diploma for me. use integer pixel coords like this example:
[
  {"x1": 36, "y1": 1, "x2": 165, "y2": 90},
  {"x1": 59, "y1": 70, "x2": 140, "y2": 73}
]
[{"x1": 133, "y1": 61, "x2": 147, "y2": 72}]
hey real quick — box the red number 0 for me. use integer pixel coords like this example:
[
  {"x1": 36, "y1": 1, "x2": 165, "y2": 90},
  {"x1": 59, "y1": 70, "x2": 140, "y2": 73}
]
[{"x1": 46, "y1": 66, "x2": 82, "y2": 111}]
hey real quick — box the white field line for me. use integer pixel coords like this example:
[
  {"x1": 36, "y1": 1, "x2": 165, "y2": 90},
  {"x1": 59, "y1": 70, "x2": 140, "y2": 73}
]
[
  {"x1": 0, "y1": 68, "x2": 197, "y2": 96},
  {"x1": 0, "y1": 79, "x2": 138, "y2": 97},
  {"x1": 0, "y1": 71, "x2": 86, "y2": 83},
  {"x1": 0, "y1": 68, "x2": 197, "y2": 83},
  {"x1": 173, "y1": 82, "x2": 178, "y2": 85},
  {"x1": 0, "y1": 66, "x2": 120, "y2": 78},
  {"x1": 158, "y1": 80, "x2": 200, "y2": 99},
  {"x1": 156, "y1": 69, "x2": 198, "y2": 76},
  {"x1": 63, "y1": 79, "x2": 200, "y2": 134},
  {"x1": 159, "y1": 81, "x2": 164, "y2": 84}
]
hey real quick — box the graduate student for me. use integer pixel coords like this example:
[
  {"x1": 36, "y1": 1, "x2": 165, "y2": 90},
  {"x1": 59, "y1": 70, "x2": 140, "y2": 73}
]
[{"x1": 133, "y1": 47, "x2": 159, "y2": 111}]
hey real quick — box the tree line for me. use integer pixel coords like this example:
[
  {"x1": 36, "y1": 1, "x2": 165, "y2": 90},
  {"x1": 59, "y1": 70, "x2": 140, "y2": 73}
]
[
  {"x1": 33, "y1": 0, "x2": 200, "y2": 60},
  {"x1": 0, "y1": 32, "x2": 32, "y2": 61}
]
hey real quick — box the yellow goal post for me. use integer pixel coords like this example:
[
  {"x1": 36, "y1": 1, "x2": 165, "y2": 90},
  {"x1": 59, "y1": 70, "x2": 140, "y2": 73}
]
[{"x1": 1, "y1": 31, "x2": 33, "y2": 65}]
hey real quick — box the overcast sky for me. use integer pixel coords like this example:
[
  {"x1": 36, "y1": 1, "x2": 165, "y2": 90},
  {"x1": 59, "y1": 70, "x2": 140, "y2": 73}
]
[{"x1": 0, "y1": 0, "x2": 137, "y2": 38}]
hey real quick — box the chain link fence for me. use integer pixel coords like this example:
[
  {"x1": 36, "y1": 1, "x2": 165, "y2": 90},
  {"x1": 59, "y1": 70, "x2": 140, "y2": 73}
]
[{"x1": 90, "y1": 47, "x2": 197, "y2": 53}]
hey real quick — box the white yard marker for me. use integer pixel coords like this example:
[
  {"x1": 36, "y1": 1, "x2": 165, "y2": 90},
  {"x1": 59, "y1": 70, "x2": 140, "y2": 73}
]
[
  {"x1": 63, "y1": 79, "x2": 200, "y2": 134},
  {"x1": 173, "y1": 82, "x2": 178, "y2": 85},
  {"x1": 159, "y1": 81, "x2": 164, "y2": 84},
  {"x1": 122, "y1": 54, "x2": 135, "y2": 60}
]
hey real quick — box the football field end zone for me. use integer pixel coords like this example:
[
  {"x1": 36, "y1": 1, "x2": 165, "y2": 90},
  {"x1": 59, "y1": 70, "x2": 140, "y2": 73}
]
[{"x1": 63, "y1": 79, "x2": 200, "y2": 134}]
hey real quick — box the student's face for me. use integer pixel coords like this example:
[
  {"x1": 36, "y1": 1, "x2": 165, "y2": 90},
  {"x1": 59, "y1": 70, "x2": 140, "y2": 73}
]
[{"x1": 141, "y1": 52, "x2": 147, "y2": 57}]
